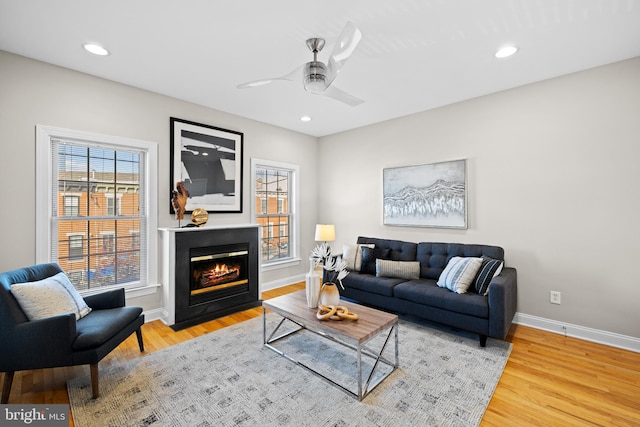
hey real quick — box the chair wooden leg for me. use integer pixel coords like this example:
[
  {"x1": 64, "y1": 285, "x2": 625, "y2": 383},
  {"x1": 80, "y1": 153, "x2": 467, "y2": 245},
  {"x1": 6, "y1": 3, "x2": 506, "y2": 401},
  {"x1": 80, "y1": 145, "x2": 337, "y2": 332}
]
[
  {"x1": 2, "y1": 371, "x2": 14, "y2": 404},
  {"x1": 90, "y1": 363, "x2": 99, "y2": 399},
  {"x1": 136, "y1": 328, "x2": 144, "y2": 352}
]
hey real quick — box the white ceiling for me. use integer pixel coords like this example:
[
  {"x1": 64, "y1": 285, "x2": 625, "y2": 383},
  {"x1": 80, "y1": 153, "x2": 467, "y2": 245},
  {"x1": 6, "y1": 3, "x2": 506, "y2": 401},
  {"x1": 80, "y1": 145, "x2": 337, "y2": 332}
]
[{"x1": 1, "y1": 0, "x2": 639, "y2": 137}]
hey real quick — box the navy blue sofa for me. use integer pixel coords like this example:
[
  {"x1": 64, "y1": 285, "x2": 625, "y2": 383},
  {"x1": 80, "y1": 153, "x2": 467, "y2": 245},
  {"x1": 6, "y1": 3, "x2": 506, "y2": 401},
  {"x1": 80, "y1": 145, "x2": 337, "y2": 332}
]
[{"x1": 339, "y1": 237, "x2": 517, "y2": 346}]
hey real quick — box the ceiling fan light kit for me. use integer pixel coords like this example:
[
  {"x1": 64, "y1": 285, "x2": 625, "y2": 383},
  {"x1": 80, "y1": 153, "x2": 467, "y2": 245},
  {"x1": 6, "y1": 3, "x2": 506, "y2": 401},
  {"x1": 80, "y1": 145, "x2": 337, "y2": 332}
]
[
  {"x1": 304, "y1": 37, "x2": 328, "y2": 93},
  {"x1": 303, "y1": 62, "x2": 327, "y2": 93}
]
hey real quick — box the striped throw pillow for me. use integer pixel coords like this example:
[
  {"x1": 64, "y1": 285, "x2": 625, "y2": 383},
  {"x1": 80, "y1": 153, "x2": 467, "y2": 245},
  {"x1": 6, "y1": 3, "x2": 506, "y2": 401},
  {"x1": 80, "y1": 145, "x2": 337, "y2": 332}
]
[
  {"x1": 474, "y1": 256, "x2": 504, "y2": 295},
  {"x1": 437, "y1": 257, "x2": 484, "y2": 294}
]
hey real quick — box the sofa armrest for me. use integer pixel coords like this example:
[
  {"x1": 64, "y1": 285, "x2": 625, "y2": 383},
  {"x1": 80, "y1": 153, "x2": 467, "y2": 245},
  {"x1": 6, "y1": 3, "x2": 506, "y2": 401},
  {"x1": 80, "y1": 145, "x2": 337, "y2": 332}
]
[
  {"x1": 84, "y1": 288, "x2": 125, "y2": 310},
  {"x1": 487, "y1": 267, "x2": 518, "y2": 340},
  {"x1": 1, "y1": 313, "x2": 76, "y2": 369}
]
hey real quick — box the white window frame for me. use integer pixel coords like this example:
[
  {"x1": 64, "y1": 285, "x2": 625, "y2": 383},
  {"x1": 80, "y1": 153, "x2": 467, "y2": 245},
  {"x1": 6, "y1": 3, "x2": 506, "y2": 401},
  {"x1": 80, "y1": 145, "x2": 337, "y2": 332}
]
[
  {"x1": 35, "y1": 125, "x2": 158, "y2": 296},
  {"x1": 250, "y1": 158, "x2": 300, "y2": 271}
]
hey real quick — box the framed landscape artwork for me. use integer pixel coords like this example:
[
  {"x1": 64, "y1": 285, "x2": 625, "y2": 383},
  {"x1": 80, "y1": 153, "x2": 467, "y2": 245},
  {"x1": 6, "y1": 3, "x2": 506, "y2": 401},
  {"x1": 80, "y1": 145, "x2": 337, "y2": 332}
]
[
  {"x1": 383, "y1": 159, "x2": 467, "y2": 229},
  {"x1": 170, "y1": 118, "x2": 243, "y2": 213}
]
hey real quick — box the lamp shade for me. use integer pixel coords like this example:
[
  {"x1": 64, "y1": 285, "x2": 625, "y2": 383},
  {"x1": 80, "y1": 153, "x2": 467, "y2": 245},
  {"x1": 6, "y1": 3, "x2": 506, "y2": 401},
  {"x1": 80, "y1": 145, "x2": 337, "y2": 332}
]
[{"x1": 314, "y1": 224, "x2": 336, "y2": 242}]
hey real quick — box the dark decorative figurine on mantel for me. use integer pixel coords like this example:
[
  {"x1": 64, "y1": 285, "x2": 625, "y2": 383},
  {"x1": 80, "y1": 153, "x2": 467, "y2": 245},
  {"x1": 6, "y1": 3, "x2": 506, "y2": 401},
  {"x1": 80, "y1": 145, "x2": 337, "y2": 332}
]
[{"x1": 171, "y1": 181, "x2": 189, "y2": 222}]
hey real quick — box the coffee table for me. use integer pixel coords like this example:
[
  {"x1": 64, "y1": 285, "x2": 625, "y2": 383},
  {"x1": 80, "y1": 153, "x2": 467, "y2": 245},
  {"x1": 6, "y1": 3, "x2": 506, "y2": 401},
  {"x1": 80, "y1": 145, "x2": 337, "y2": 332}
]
[{"x1": 262, "y1": 290, "x2": 398, "y2": 401}]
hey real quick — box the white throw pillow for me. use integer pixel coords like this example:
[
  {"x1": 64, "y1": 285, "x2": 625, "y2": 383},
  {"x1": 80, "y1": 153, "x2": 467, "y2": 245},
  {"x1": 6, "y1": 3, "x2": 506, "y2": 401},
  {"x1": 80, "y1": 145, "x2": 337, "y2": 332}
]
[
  {"x1": 342, "y1": 243, "x2": 374, "y2": 271},
  {"x1": 437, "y1": 257, "x2": 484, "y2": 294},
  {"x1": 11, "y1": 271, "x2": 92, "y2": 321}
]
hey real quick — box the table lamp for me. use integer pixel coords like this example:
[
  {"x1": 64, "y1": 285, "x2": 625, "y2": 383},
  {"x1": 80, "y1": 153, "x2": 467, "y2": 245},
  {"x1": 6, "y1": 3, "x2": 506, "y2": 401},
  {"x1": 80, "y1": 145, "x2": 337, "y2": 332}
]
[{"x1": 314, "y1": 224, "x2": 335, "y2": 244}]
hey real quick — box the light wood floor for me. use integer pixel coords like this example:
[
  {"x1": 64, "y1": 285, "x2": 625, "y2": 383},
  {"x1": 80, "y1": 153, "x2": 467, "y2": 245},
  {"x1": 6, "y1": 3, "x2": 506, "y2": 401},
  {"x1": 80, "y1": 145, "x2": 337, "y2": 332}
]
[{"x1": 3, "y1": 282, "x2": 639, "y2": 426}]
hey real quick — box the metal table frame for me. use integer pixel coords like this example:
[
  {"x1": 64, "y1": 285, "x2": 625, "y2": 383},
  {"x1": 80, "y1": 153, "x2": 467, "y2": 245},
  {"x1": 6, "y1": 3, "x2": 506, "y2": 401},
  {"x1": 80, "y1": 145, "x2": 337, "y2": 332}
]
[{"x1": 263, "y1": 307, "x2": 399, "y2": 401}]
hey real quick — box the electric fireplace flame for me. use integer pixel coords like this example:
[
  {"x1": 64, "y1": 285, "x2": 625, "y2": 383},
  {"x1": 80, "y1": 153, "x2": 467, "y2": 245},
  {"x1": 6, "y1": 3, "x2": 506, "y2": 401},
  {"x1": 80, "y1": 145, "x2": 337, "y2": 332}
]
[
  {"x1": 190, "y1": 250, "x2": 249, "y2": 296},
  {"x1": 200, "y1": 263, "x2": 240, "y2": 286}
]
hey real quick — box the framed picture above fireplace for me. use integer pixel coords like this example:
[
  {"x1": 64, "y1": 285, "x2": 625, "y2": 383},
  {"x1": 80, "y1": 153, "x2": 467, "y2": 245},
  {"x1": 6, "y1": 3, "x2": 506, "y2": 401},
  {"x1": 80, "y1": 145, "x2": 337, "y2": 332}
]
[{"x1": 170, "y1": 117, "x2": 243, "y2": 213}]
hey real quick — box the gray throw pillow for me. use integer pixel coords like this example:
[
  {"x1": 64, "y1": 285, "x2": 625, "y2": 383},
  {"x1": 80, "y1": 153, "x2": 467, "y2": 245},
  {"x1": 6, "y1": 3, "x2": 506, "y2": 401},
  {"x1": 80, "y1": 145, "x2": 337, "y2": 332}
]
[{"x1": 376, "y1": 259, "x2": 420, "y2": 280}]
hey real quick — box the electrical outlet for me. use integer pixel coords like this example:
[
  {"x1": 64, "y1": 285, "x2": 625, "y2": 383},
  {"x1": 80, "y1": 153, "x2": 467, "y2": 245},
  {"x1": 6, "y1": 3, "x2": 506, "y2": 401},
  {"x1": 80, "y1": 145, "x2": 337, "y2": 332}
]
[{"x1": 550, "y1": 291, "x2": 561, "y2": 305}]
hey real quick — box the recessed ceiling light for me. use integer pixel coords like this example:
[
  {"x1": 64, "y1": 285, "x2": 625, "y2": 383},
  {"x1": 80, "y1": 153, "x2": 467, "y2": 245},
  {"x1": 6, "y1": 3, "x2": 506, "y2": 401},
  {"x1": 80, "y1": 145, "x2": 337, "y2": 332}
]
[
  {"x1": 495, "y1": 45, "x2": 518, "y2": 59},
  {"x1": 83, "y1": 43, "x2": 110, "y2": 56},
  {"x1": 300, "y1": 116, "x2": 312, "y2": 122}
]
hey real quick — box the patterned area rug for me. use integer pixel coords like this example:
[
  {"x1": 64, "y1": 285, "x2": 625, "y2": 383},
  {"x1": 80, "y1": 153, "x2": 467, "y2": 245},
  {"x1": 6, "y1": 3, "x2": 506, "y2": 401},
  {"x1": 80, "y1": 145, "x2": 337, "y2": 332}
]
[{"x1": 68, "y1": 314, "x2": 511, "y2": 427}]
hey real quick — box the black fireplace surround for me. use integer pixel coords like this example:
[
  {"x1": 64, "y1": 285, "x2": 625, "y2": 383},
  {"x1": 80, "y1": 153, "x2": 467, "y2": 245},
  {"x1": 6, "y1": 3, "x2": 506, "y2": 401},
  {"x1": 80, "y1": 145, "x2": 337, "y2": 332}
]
[{"x1": 173, "y1": 227, "x2": 260, "y2": 330}]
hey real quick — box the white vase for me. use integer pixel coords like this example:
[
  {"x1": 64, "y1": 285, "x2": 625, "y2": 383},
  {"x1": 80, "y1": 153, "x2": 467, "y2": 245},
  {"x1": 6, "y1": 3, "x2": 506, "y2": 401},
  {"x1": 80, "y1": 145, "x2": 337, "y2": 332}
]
[
  {"x1": 319, "y1": 282, "x2": 341, "y2": 306},
  {"x1": 305, "y1": 259, "x2": 322, "y2": 308}
]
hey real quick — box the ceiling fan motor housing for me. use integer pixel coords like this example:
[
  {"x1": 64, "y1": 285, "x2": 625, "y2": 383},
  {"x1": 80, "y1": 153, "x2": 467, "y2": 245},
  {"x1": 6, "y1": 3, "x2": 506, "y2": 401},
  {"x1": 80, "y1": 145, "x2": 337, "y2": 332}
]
[{"x1": 303, "y1": 61, "x2": 327, "y2": 93}]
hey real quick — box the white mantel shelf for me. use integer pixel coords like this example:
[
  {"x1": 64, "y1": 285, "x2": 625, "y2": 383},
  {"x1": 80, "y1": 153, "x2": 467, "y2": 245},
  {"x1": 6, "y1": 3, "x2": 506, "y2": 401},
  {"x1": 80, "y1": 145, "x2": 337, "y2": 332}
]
[{"x1": 158, "y1": 223, "x2": 260, "y2": 233}]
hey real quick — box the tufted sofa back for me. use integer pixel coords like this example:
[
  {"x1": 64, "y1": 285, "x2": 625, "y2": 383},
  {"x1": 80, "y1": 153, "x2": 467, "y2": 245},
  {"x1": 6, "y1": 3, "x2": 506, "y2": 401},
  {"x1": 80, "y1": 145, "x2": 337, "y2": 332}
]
[
  {"x1": 356, "y1": 236, "x2": 504, "y2": 280},
  {"x1": 416, "y1": 242, "x2": 504, "y2": 279},
  {"x1": 356, "y1": 236, "x2": 417, "y2": 261}
]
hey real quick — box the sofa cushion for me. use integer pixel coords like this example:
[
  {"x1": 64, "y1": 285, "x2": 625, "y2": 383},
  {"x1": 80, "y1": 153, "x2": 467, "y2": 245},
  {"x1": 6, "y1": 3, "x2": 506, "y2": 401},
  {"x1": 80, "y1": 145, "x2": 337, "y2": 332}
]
[
  {"x1": 73, "y1": 306, "x2": 143, "y2": 350},
  {"x1": 473, "y1": 256, "x2": 504, "y2": 295},
  {"x1": 360, "y1": 247, "x2": 391, "y2": 275},
  {"x1": 437, "y1": 257, "x2": 483, "y2": 294},
  {"x1": 356, "y1": 236, "x2": 417, "y2": 261},
  {"x1": 342, "y1": 243, "x2": 374, "y2": 271},
  {"x1": 10, "y1": 272, "x2": 92, "y2": 321},
  {"x1": 376, "y1": 259, "x2": 420, "y2": 280},
  {"x1": 340, "y1": 272, "x2": 404, "y2": 297},
  {"x1": 416, "y1": 242, "x2": 504, "y2": 279},
  {"x1": 394, "y1": 280, "x2": 489, "y2": 318}
]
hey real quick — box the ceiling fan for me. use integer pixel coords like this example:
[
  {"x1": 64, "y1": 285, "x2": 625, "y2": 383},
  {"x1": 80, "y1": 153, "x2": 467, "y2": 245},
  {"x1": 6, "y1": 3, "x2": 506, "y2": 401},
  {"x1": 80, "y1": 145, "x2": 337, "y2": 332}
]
[{"x1": 237, "y1": 22, "x2": 364, "y2": 107}]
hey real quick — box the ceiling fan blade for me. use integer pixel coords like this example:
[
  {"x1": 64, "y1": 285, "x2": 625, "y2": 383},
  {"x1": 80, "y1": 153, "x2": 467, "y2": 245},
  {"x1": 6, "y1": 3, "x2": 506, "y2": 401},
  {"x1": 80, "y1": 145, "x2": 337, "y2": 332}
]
[
  {"x1": 326, "y1": 22, "x2": 362, "y2": 86},
  {"x1": 317, "y1": 85, "x2": 364, "y2": 107},
  {"x1": 236, "y1": 65, "x2": 303, "y2": 89}
]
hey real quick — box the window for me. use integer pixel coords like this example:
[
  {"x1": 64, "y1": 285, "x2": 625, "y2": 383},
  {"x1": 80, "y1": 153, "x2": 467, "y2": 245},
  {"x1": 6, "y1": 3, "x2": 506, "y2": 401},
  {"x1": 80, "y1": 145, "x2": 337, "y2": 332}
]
[
  {"x1": 68, "y1": 234, "x2": 84, "y2": 261},
  {"x1": 101, "y1": 231, "x2": 115, "y2": 252},
  {"x1": 105, "y1": 194, "x2": 122, "y2": 216},
  {"x1": 36, "y1": 126, "x2": 158, "y2": 293},
  {"x1": 251, "y1": 158, "x2": 299, "y2": 268},
  {"x1": 63, "y1": 195, "x2": 79, "y2": 216}
]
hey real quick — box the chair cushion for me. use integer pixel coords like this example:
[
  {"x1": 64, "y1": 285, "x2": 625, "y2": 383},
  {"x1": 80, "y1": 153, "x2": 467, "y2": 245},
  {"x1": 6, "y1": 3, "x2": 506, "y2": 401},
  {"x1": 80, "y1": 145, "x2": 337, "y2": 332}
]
[
  {"x1": 73, "y1": 306, "x2": 143, "y2": 350},
  {"x1": 10, "y1": 271, "x2": 92, "y2": 321}
]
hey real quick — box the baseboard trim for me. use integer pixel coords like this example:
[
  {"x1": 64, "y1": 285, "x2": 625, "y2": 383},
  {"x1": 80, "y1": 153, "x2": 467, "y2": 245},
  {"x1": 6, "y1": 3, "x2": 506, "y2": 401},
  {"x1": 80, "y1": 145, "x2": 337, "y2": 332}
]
[
  {"x1": 259, "y1": 274, "x2": 306, "y2": 297},
  {"x1": 514, "y1": 312, "x2": 640, "y2": 353},
  {"x1": 142, "y1": 308, "x2": 164, "y2": 323}
]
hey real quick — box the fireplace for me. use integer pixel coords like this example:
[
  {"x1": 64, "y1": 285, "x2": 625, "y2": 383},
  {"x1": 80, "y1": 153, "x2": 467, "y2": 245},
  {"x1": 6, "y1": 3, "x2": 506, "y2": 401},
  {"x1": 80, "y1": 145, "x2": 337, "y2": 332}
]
[
  {"x1": 190, "y1": 245, "x2": 248, "y2": 299},
  {"x1": 160, "y1": 225, "x2": 260, "y2": 330}
]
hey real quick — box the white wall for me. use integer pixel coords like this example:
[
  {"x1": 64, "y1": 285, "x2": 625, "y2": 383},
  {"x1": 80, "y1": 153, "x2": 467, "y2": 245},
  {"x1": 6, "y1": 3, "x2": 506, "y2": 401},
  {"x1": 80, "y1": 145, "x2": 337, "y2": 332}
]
[
  {"x1": 319, "y1": 57, "x2": 640, "y2": 339},
  {"x1": 2, "y1": 48, "x2": 639, "y2": 341},
  {"x1": 0, "y1": 50, "x2": 318, "y2": 312}
]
